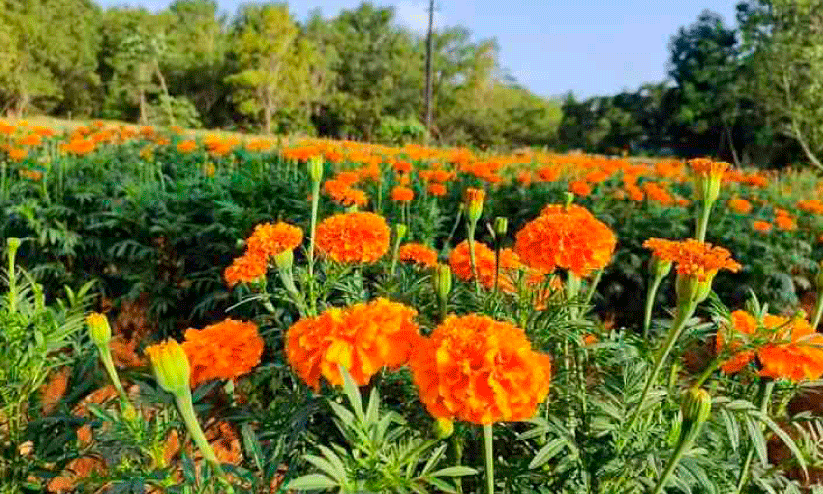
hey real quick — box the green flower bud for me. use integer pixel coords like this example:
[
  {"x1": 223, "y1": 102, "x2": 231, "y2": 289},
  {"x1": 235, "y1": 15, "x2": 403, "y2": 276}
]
[
  {"x1": 6, "y1": 237, "x2": 21, "y2": 255},
  {"x1": 86, "y1": 313, "x2": 112, "y2": 348},
  {"x1": 675, "y1": 272, "x2": 713, "y2": 307},
  {"x1": 146, "y1": 339, "x2": 190, "y2": 395},
  {"x1": 650, "y1": 256, "x2": 672, "y2": 280},
  {"x1": 308, "y1": 155, "x2": 324, "y2": 184},
  {"x1": 464, "y1": 188, "x2": 485, "y2": 224},
  {"x1": 433, "y1": 417, "x2": 454, "y2": 439},
  {"x1": 494, "y1": 217, "x2": 508, "y2": 238},
  {"x1": 273, "y1": 249, "x2": 294, "y2": 271},
  {"x1": 395, "y1": 223, "x2": 408, "y2": 242},
  {"x1": 680, "y1": 388, "x2": 712, "y2": 431},
  {"x1": 434, "y1": 264, "x2": 452, "y2": 304}
]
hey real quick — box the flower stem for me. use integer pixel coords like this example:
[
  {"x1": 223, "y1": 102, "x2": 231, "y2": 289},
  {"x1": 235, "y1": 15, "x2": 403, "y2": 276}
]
[
  {"x1": 643, "y1": 274, "x2": 664, "y2": 339},
  {"x1": 467, "y1": 222, "x2": 480, "y2": 294},
  {"x1": 483, "y1": 423, "x2": 494, "y2": 494},
  {"x1": 626, "y1": 301, "x2": 697, "y2": 433},
  {"x1": 307, "y1": 179, "x2": 321, "y2": 316},
  {"x1": 813, "y1": 293, "x2": 823, "y2": 329},
  {"x1": 652, "y1": 425, "x2": 695, "y2": 494},
  {"x1": 696, "y1": 199, "x2": 714, "y2": 242},
  {"x1": 694, "y1": 358, "x2": 722, "y2": 388},
  {"x1": 175, "y1": 391, "x2": 231, "y2": 486},
  {"x1": 734, "y1": 380, "x2": 775, "y2": 494}
]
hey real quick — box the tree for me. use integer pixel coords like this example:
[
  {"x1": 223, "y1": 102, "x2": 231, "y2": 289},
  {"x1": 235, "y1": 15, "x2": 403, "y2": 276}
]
[
  {"x1": 227, "y1": 4, "x2": 324, "y2": 134},
  {"x1": 739, "y1": 0, "x2": 823, "y2": 170}
]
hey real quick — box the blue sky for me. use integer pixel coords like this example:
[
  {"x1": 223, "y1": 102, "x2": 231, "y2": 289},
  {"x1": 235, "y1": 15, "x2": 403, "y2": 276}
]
[{"x1": 96, "y1": 0, "x2": 739, "y2": 99}]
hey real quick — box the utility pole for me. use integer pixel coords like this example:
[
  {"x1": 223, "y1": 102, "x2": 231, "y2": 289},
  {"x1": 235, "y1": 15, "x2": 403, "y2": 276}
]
[{"x1": 424, "y1": 0, "x2": 435, "y2": 144}]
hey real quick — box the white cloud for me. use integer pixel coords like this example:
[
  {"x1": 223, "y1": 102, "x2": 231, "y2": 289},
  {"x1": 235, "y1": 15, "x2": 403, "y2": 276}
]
[{"x1": 394, "y1": 1, "x2": 444, "y2": 34}]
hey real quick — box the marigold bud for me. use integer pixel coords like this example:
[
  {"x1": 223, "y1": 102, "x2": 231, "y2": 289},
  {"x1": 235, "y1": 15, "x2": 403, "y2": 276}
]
[
  {"x1": 308, "y1": 155, "x2": 324, "y2": 184},
  {"x1": 86, "y1": 312, "x2": 111, "y2": 347},
  {"x1": 680, "y1": 387, "x2": 712, "y2": 440},
  {"x1": 273, "y1": 249, "x2": 294, "y2": 271},
  {"x1": 464, "y1": 188, "x2": 485, "y2": 224},
  {"x1": 650, "y1": 256, "x2": 672, "y2": 280},
  {"x1": 494, "y1": 217, "x2": 508, "y2": 238},
  {"x1": 146, "y1": 339, "x2": 191, "y2": 395},
  {"x1": 675, "y1": 272, "x2": 713, "y2": 306},
  {"x1": 434, "y1": 264, "x2": 452, "y2": 304},
  {"x1": 433, "y1": 417, "x2": 454, "y2": 439},
  {"x1": 6, "y1": 237, "x2": 21, "y2": 254},
  {"x1": 395, "y1": 223, "x2": 408, "y2": 242}
]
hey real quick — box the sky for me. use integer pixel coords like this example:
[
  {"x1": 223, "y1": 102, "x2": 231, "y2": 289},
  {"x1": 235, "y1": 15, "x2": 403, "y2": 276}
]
[{"x1": 95, "y1": 0, "x2": 740, "y2": 99}]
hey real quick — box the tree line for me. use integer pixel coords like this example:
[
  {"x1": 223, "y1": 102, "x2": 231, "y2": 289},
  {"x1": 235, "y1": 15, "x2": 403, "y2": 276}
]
[
  {"x1": 559, "y1": 0, "x2": 823, "y2": 169},
  {"x1": 0, "y1": 0, "x2": 561, "y2": 147}
]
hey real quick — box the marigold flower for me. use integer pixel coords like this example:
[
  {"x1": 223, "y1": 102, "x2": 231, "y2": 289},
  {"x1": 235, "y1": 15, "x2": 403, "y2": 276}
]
[
  {"x1": 145, "y1": 339, "x2": 190, "y2": 394},
  {"x1": 753, "y1": 220, "x2": 772, "y2": 233},
  {"x1": 316, "y1": 212, "x2": 390, "y2": 263},
  {"x1": 324, "y1": 179, "x2": 368, "y2": 207},
  {"x1": 8, "y1": 147, "x2": 27, "y2": 161},
  {"x1": 391, "y1": 186, "x2": 415, "y2": 202},
  {"x1": 775, "y1": 214, "x2": 796, "y2": 231},
  {"x1": 514, "y1": 204, "x2": 616, "y2": 277},
  {"x1": 177, "y1": 140, "x2": 197, "y2": 154},
  {"x1": 464, "y1": 187, "x2": 485, "y2": 222},
  {"x1": 182, "y1": 319, "x2": 264, "y2": 387},
  {"x1": 410, "y1": 314, "x2": 552, "y2": 424},
  {"x1": 689, "y1": 158, "x2": 728, "y2": 204},
  {"x1": 728, "y1": 198, "x2": 753, "y2": 214},
  {"x1": 285, "y1": 298, "x2": 421, "y2": 390},
  {"x1": 798, "y1": 199, "x2": 823, "y2": 215},
  {"x1": 398, "y1": 243, "x2": 438, "y2": 268},
  {"x1": 568, "y1": 180, "x2": 591, "y2": 197},
  {"x1": 642, "y1": 238, "x2": 740, "y2": 282},
  {"x1": 246, "y1": 222, "x2": 303, "y2": 259},
  {"x1": 428, "y1": 183, "x2": 447, "y2": 196},
  {"x1": 717, "y1": 310, "x2": 823, "y2": 382},
  {"x1": 448, "y1": 240, "x2": 552, "y2": 297},
  {"x1": 224, "y1": 252, "x2": 268, "y2": 286}
]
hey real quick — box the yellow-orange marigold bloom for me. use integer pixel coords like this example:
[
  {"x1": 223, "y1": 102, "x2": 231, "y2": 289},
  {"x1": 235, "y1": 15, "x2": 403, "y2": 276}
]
[
  {"x1": 410, "y1": 314, "x2": 552, "y2": 424},
  {"x1": 246, "y1": 222, "x2": 303, "y2": 259},
  {"x1": 428, "y1": 183, "x2": 447, "y2": 196},
  {"x1": 775, "y1": 214, "x2": 796, "y2": 231},
  {"x1": 798, "y1": 199, "x2": 823, "y2": 215},
  {"x1": 514, "y1": 204, "x2": 616, "y2": 277},
  {"x1": 316, "y1": 212, "x2": 390, "y2": 263},
  {"x1": 753, "y1": 220, "x2": 772, "y2": 233},
  {"x1": 642, "y1": 238, "x2": 740, "y2": 282},
  {"x1": 285, "y1": 298, "x2": 421, "y2": 390},
  {"x1": 177, "y1": 140, "x2": 197, "y2": 154},
  {"x1": 391, "y1": 186, "x2": 415, "y2": 202},
  {"x1": 717, "y1": 310, "x2": 823, "y2": 382},
  {"x1": 224, "y1": 252, "x2": 268, "y2": 287},
  {"x1": 324, "y1": 179, "x2": 368, "y2": 207},
  {"x1": 182, "y1": 318, "x2": 264, "y2": 387},
  {"x1": 688, "y1": 158, "x2": 729, "y2": 179},
  {"x1": 398, "y1": 243, "x2": 438, "y2": 268},
  {"x1": 8, "y1": 147, "x2": 27, "y2": 161},
  {"x1": 728, "y1": 198, "x2": 753, "y2": 214},
  {"x1": 568, "y1": 180, "x2": 592, "y2": 197}
]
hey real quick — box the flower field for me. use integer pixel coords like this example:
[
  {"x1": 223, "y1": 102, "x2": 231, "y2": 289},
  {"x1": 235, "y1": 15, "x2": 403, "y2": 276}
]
[{"x1": 4, "y1": 119, "x2": 823, "y2": 493}]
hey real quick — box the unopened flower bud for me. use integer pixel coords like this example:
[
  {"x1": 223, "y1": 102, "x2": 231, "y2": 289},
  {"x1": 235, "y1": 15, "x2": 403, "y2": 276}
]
[
  {"x1": 494, "y1": 217, "x2": 508, "y2": 238},
  {"x1": 675, "y1": 273, "x2": 714, "y2": 306},
  {"x1": 464, "y1": 188, "x2": 485, "y2": 224},
  {"x1": 434, "y1": 264, "x2": 452, "y2": 303},
  {"x1": 273, "y1": 249, "x2": 294, "y2": 270},
  {"x1": 86, "y1": 313, "x2": 112, "y2": 348},
  {"x1": 7, "y1": 237, "x2": 21, "y2": 254},
  {"x1": 681, "y1": 387, "x2": 712, "y2": 433},
  {"x1": 395, "y1": 223, "x2": 408, "y2": 242},
  {"x1": 146, "y1": 339, "x2": 190, "y2": 395},
  {"x1": 650, "y1": 256, "x2": 672, "y2": 280},
  {"x1": 308, "y1": 155, "x2": 324, "y2": 184},
  {"x1": 433, "y1": 417, "x2": 454, "y2": 439}
]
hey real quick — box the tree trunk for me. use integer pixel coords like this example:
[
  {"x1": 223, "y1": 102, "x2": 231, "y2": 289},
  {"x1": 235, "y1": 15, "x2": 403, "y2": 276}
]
[
  {"x1": 724, "y1": 123, "x2": 740, "y2": 167},
  {"x1": 154, "y1": 59, "x2": 175, "y2": 127},
  {"x1": 792, "y1": 118, "x2": 823, "y2": 171},
  {"x1": 264, "y1": 87, "x2": 272, "y2": 135}
]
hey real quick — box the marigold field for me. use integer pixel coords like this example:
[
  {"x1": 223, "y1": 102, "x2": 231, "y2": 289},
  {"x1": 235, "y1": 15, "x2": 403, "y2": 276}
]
[{"x1": 5, "y1": 119, "x2": 823, "y2": 493}]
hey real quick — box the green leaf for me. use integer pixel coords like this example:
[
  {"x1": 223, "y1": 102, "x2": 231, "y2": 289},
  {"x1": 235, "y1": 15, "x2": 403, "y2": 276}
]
[
  {"x1": 528, "y1": 438, "x2": 567, "y2": 469},
  {"x1": 287, "y1": 473, "x2": 339, "y2": 490},
  {"x1": 427, "y1": 466, "x2": 477, "y2": 477}
]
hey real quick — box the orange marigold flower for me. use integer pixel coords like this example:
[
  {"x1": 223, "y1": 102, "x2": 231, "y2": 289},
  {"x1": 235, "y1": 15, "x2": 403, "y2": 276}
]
[
  {"x1": 643, "y1": 238, "x2": 740, "y2": 282},
  {"x1": 728, "y1": 198, "x2": 753, "y2": 214},
  {"x1": 285, "y1": 298, "x2": 421, "y2": 390},
  {"x1": 626, "y1": 184, "x2": 644, "y2": 202},
  {"x1": 428, "y1": 182, "x2": 447, "y2": 196},
  {"x1": 688, "y1": 158, "x2": 729, "y2": 179},
  {"x1": 514, "y1": 204, "x2": 616, "y2": 277},
  {"x1": 246, "y1": 222, "x2": 303, "y2": 259},
  {"x1": 316, "y1": 212, "x2": 390, "y2": 263},
  {"x1": 224, "y1": 252, "x2": 268, "y2": 287},
  {"x1": 568, "y1": 180, "x2": 592, "y2": 197},
  {"x1": 410, "y1": 314, "x2": 552, "y2": 424},
  {"x1": 324, "y1": 179, "x2": 368, "y2": 207},
  {"x1": 717, "y1": 310, "x2": 823, "y2": 382},
  {"x1": 391, "y1": 186, "x2": 415, "y2": 202},
  {"x1": 398, "y1": 243, "x2": 438, "y2": 268},
  {"x1": 182, "y1": 318, "x2": 264, "y2": 387},
  {"x1": 753, "y1": 220, "x2": 772, "y2": 233},
  {"x1": 798, "y1": 199, "x2": 823, "y2": 215},
  {"x1": 448, "y1": 240, "x2": 548, "y2": 295},
  {"x1": 8, "y1": 147, "x2": 27, "y2": 161},
  {"x1": 392, "y1": 160, "x2": 413, "y2": 174},
  {"x1": 775, "y1": 214, "x2": 796, "y2": 231},
  {"x1": 177, "y1": 140, "x2": 197, "y2": 154}
]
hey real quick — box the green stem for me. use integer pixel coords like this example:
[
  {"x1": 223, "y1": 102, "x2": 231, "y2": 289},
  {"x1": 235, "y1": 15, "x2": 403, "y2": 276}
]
[
  {"x1": 467, "y1": 222, "x2": 480, "y2": 294},
  {"x1": 307, "y1": 179, "x2": 321, "y2": 316},
  {"x1": 566, "y1": 272, "x2": 581, "y2": 320},
  {"x1": 98, "y1": 345, "x2": 127, "y2": 402},
  {"x1": 813, "y1": 293, "x2": 823, "y2": 329},
  {"x1": 626, "y1": 302, "x2": 697, "y2": 433},
  {"x1": 734, "y1": 380, "x2": 775, "y2": 494},
  {"x1": 493, "y1": 242, "x2": 501, "y2": 294},
  {"x1": 582, "y1": 270, "x2": 603, "y2": 308},
  {"x1": 390, "y1": 231, "x2": 402, "y2": 277},
  {"x1": 696, "y1": 199, "x2": 714, "y2": 242},
  {"x1": 175, "y1": 391, "x2": 230, "y2": 484},
  {"x1": 643, "y1": 274, "x2": 664, "y2": 339},
  {"x1": 694, "y1": 358, "x2": 723, "y2": 389},
  {"x1": 483, "y1": 423, "x2": 494, "y2": 494},
  {"x1": 277, "y1": 266, "x2": 307, "y2": 316},
  {"x1": 652, "y1": 426, "x2": 696, "y2": 494}
]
